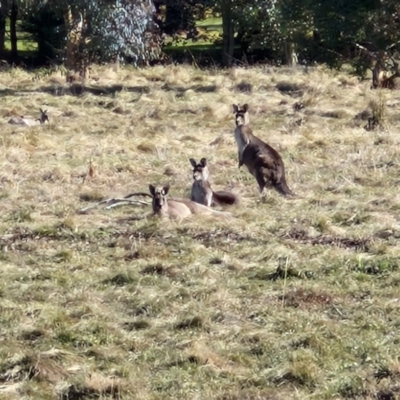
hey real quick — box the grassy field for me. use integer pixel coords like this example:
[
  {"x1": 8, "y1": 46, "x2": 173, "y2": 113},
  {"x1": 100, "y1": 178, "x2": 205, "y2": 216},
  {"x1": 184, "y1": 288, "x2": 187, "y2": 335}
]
[{"x1": 0, "y1": 64, "x2": 400, "y2": 400}]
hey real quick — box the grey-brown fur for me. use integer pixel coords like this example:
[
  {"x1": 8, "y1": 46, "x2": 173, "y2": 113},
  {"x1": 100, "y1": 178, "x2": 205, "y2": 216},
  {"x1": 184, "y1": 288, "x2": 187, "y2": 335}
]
[
  {"x1": 149, "y1": 184, "x2": 232, "y2": 220},
  {"x1": 233, "y1": 103, "x2": 295, "y2": 197},
  {"x1": 190, "y1": 158, "x2": 239, "y2": 206},
  {"x1": 8, "y1": 108, "x2": 49, "y2": 126}
]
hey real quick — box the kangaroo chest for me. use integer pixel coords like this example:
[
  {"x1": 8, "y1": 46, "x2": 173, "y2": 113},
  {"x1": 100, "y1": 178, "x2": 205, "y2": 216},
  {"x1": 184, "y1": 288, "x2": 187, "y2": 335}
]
[
  {"x1": 191, "y1": 180, "x2": 213, "y2": 206},
  {"x1": 234, "y1": 126, "x2": 251, "y2": 158},
  {"x1": 192, "y1": 180, "x2": 206, "y2": 193}
]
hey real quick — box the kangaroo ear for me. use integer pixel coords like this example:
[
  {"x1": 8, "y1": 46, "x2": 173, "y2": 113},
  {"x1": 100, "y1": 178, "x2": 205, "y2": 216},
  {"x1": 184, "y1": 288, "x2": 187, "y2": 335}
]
[
  {"x1": 242, "y1": 104, "x2": 249, "y2": 112},
  {"x1": 200, "y1": 158, "x2": 207, "y2": 166},
  {"x1": 163, "y1": 184, "x2": 170, "y2": 195},
  {"x1": 149, "y1": 184, "x2": 156, "y2": 196},
  {"x1": 232, "y1": 104, "x2": 238, "y2": 113},
  {"x1": 189, "y1": 158, "x2": 197, "y2": 168},
  {"x1": 39, "y1": 108, "x2": 44, "y2": 114}
]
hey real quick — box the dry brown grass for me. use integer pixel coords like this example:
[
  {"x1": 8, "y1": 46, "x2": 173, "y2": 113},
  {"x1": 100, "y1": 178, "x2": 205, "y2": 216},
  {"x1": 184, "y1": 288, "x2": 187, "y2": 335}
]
[{"x1": 1, "y1": 64, "x2": 400, "y2": 399}]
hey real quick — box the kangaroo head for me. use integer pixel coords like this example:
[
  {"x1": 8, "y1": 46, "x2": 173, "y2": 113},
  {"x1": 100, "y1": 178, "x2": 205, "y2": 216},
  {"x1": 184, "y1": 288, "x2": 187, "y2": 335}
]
[
  {"x1": 233, "y1": 103, "x2": 249, "y2": 126},
  {"x1": 149, "y1": 184, "x2": 170, "y2": 213},
  {"x1": 189, "y1": 157, "x2": 210, "y2": 181},
  {"x1": 39, "y1": 108, "x2": 49, "y2": 124}
]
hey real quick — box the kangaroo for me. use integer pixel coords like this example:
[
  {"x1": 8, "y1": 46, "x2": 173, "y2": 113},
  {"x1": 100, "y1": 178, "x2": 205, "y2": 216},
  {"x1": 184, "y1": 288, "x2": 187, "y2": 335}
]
[
  {"x1": 149, "y1": 184, "x2": 232, "y2": 220},
  {"x1": 8, "y1": 108, "x2": 49, "y2": 126},
  {"x1": 233, "y1": 103, "x2": 295, "y2": 197},
  {"x1": 371, "y1": 57, "x2": 400, "y2": 89},
  {"x1": 190, "y1": 158, "x2": 239, "y2": 207}
]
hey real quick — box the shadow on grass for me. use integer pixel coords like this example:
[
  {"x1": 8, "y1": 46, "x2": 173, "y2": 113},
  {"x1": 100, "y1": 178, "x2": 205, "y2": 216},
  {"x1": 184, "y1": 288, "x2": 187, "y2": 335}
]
[
  {"x1": 163, "y1": 42, "x2": 275, "y2": 67},
  {"x1": 0, "y1": 43, "x2": 274, "y2": 100},
  {"x1": 0, "y1": 84, "x2": 151, "y2": 98},
  {"x1": 0, "y1": 82, "x2": 220, "y2": 99},
  {"x1": 161, "y1": 83, "x2": 218, "y2": 94}
]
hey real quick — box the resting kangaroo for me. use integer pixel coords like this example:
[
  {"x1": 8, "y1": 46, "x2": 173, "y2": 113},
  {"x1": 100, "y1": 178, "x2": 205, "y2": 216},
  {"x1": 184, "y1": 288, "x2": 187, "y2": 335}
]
[
  {"x1": 149, "y1": 184, "x2": 232, "y2": 220},
  {"x1": 8, "y1": 108, "x2": 49, "y2": 126},
  {"x1": 190, "y1": 158, "x2": 239, "y2": 207},
  {"x1": 233, "y1": 103, "x2": 294, "y2": 196}
]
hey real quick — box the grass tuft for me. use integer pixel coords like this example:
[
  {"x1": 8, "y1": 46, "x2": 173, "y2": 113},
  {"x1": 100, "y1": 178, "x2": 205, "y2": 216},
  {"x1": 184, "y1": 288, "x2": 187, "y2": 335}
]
[{"x1": 174, "y1": 316, "x2": 204, "y2": 330}]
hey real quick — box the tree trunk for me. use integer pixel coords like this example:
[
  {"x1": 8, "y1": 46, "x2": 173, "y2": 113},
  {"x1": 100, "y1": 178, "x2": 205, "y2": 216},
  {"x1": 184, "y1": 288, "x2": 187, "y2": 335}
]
[
  {"x1": 0, "y1": 0, "x2": 8, "y2": 58},
  {"x1": 236, "y1": 29, "x2": 250, "y2": 54},
  {"x1": 10, "y1": 0, "x2": 18, "y2": 62},
  {"x1": 284, "y1": 42, "x2": 298, "y2": 67},
  {"x1": 221, "y1": 0, "x2": 234, "y2": 67},
  {"x1": 64, "y1": 6, "x2": 86, "y2": 75},
  {"x1": 64, "y1": 6, "x2": 77, "y2": 71}
]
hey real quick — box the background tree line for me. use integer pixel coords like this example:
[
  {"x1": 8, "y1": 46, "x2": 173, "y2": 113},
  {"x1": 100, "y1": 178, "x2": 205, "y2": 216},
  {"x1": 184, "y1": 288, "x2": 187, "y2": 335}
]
[{"x1": 0, "y1": 0, "x2": 399, "y2": 78}]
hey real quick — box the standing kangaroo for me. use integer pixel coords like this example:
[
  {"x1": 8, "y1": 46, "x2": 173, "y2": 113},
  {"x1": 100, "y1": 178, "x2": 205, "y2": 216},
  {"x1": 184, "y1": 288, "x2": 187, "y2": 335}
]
[
  {"x1": 149, "y1": 184, "x2": 232, "y2": 220},
  {"x1": 8, "y1": 108, "x2": 49, "y2": 126},
  {"x1": 233, "y1": 103, "x2": 295, "y2": 197},
  {"x1": 190, "y1": 158, "x2": 239, "y2": 207}
]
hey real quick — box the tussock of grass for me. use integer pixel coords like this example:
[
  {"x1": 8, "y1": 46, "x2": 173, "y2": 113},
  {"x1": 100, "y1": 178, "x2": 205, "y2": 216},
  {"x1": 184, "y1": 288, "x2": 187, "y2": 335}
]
[
  {"x1": 0, "y1": 63, "x2": 400, "y2": 399},
  {"x1": 235, "y1": 81, "x2": 253, "y2": 93},
  {"x1": 276, "y1": 80, "x2": 305, "y2": 95}
]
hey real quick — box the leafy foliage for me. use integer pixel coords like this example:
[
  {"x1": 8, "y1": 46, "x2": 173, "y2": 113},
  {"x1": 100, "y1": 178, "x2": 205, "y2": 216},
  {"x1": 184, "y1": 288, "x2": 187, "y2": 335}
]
[
  {"x1": 19, "y1": 2, "x2": 65, "y2": 63},
  {"x1": 311, "y1": 0, "x2": 400, "y2": 72},
  {"x1": 11, "y1": 0, "x2": 400, "y2": 73},
  {"x1": 92, "y1": 0, "x2": 162, "y2": 64},
  {"x1": 220, "y1": 0, "x2": 400, "y2": 71},
  {"x1": 19, "y1": 0, "x2": 162, "y2": 67}
]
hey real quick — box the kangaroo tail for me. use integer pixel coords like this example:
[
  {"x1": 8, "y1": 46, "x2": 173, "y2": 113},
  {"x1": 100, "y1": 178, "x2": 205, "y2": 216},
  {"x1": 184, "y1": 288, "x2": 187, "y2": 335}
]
[
  {"x1": 210, "y1": 209, "x2": 233, "y2": 218},
  {"x1": 275, "y1": 180, "x2": 296, "y2": 197},
  {"x1": 213, "y1": 190, "x2": 239, "y2": 206}
]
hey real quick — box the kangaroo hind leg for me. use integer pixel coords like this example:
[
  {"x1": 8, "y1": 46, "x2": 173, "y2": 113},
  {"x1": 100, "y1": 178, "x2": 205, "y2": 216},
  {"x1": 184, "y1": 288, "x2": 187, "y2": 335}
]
[{"x1": 255, "y1": 168, "x2": 269, "y2": 198}]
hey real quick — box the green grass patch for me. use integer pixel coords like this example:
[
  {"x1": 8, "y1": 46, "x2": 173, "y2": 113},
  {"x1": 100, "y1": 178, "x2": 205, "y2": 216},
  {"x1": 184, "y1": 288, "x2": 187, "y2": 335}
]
[{"x1": 196, "y1": 16, "x2": 222, "y2": 28}]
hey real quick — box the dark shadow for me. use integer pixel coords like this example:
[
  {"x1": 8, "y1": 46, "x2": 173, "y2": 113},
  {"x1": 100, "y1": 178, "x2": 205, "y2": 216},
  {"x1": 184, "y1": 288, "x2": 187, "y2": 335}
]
[
  {"x1": 281, "y1": 228, "x2": 370, "y2": 251},
  {"x1": 276, "y1": 81, "x2": 305, "y2": 97},
  {"x1": 235, "y1": 81, "x2": 252, "y2": 93},
  {"x1": 72, "y1": 84, "x2": 150, "y2": 95},
  {"x1": 38, "y1": 84, "x2": 150, "y2": 97},
  {"x1": 163, "y1": 43, "x2": 275, "y2": 68},
  {"x1": 0, "y1": 89, "x2": 17, "y2": 96},
  {"x1": 249, "y1": 265, "x2": 311, "y2": 281},
  {"x1": 193, "y1": 84, "x2": 218, "y2": 93},
  {"x1": 161, "y1": 83, "x2": 186, "y2": 93},
  {"x1": 160, "y1": 83, "x2": 218, "y2": 96},
  {"x1": 0, "y1": 84, "x2": 150, "y2": 98}
]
